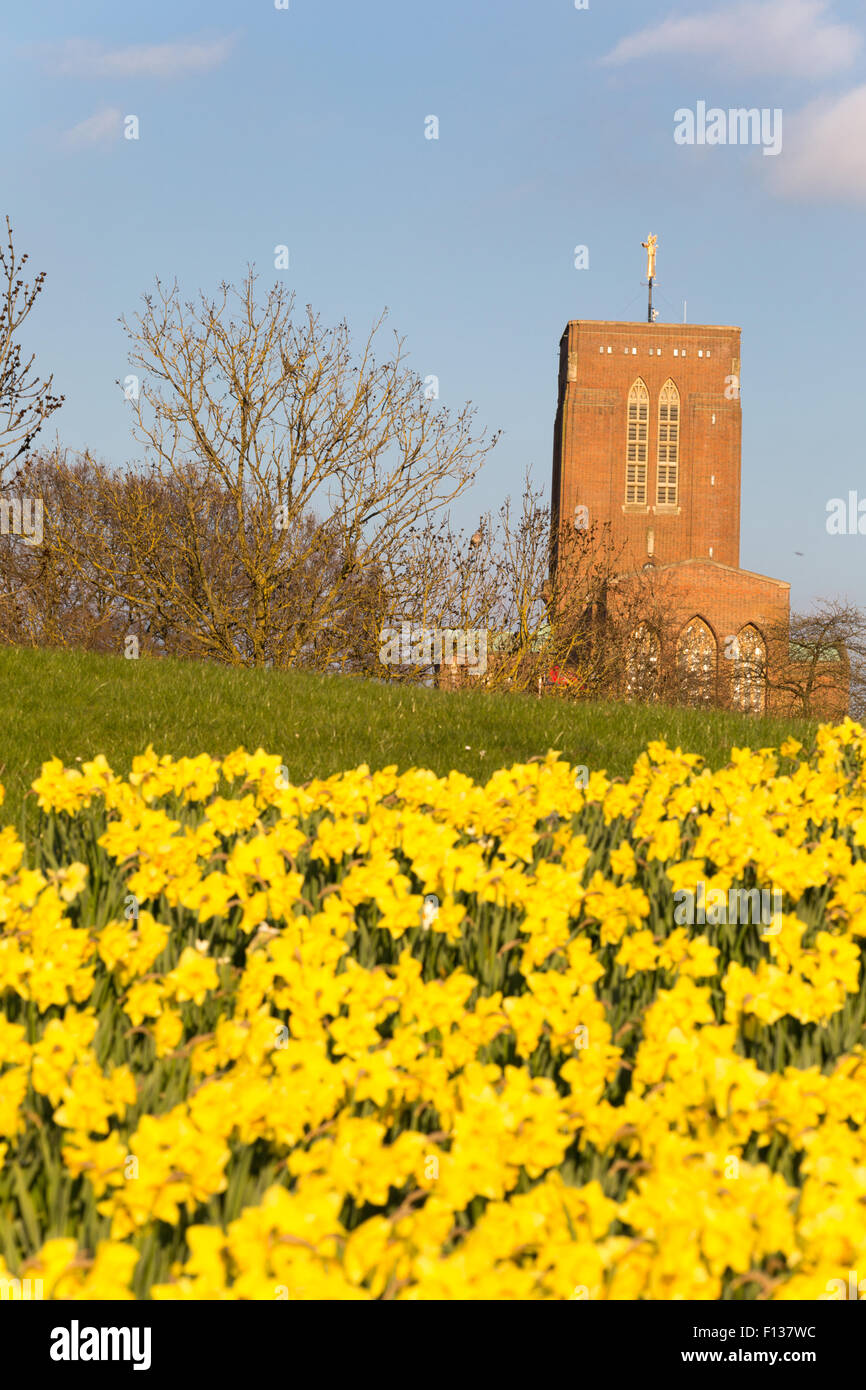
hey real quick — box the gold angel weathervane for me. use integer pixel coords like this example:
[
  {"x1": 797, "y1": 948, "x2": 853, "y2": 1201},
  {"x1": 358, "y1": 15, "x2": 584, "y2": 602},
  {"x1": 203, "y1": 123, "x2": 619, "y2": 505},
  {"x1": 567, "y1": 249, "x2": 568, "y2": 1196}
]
[{"x1": 642, "y1": 234, "x2": 658, "y2": 280}]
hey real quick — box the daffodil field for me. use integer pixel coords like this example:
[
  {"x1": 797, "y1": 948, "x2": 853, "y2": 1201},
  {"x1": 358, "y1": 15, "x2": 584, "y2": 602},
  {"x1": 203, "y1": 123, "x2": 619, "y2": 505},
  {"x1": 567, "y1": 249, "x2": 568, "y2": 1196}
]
[{"x1": 3, "y1": 723, "x2": 866, "y2": 1300}]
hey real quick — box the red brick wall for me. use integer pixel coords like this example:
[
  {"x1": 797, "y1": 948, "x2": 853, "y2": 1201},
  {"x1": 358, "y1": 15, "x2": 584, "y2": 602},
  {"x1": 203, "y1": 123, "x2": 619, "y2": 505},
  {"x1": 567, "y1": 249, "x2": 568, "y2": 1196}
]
[
  {"x1": 608, "y1": 561, "x2": 848, "y2": 718},
  {"x1": 552, "y1": 320, "x2": 742, "y2": 573},
  {"x1": 612, "y1": 560, "x2": 788, "y2": 646},
  {"x1": 609, "y1": 559, "x2": 788, "y2": 705}
]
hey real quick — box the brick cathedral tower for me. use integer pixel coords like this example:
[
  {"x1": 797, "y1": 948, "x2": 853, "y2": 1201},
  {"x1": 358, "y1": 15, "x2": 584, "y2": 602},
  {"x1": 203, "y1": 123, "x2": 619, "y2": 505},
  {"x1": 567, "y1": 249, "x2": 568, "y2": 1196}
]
[
  {"x1": 551, "y1": 319, "x2": 742, "y2": 571},
  {"x1": 546, "y1": 235, "x2": 831, "y2": 714}
]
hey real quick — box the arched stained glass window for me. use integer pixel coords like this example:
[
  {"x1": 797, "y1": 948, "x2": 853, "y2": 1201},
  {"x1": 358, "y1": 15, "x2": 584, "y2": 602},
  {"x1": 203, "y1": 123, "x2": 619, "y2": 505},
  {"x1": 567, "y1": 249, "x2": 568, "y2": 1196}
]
[
  {"x1": 732, "y1": 624, "x2": 766, "y2": 713},
  {"x1": 676, "y1": 617, "x2": 717, "y2": 705},
  {"x1": 625, "y1": 622, "x2": 661, "y2": 702}
]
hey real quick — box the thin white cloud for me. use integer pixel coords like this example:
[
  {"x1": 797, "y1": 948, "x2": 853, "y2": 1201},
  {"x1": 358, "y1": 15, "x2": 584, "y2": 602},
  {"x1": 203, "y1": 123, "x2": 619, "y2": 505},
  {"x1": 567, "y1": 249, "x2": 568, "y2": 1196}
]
[
  {"x1": 770, "y1": 85, "x2": 866, "y2": 200},
  {"x1": 46, "y1": 33, "x2": 237, "y2": 80},
  {"x1": 602, "y1": 0, "x2": 860, "y2": 80},
  {"x1": 61, "y1": 105, "x2": 123, "y2": 149}
]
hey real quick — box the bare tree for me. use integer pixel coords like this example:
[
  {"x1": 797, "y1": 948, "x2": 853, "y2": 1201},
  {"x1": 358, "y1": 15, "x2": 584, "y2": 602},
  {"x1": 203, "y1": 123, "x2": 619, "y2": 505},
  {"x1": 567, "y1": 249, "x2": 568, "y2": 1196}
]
[
  {"x1": 380, "y1": 475, "x2": 635, "y2": 694},
  {"x1": 0, "y1": 219, "x2": 63, "y2": 482},
  {"x1": 9, "y1": 446, "x2": 383, "y2": 667},
  {"x1": 0, "y1": 450, "x2": 127, "y2": 652},
  {"x1": 760, "y1": 599, "x2": 857, "y2": 719},
  {"x1": 49, "y1": 271, "x2": 497, "y2": 667}
]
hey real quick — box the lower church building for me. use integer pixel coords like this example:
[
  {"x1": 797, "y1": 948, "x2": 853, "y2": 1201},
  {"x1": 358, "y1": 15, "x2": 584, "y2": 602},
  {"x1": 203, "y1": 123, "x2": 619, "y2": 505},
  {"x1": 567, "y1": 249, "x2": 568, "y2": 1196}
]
[{"x1": 549, "y1": 244, "x2": 847, "y2": 717}]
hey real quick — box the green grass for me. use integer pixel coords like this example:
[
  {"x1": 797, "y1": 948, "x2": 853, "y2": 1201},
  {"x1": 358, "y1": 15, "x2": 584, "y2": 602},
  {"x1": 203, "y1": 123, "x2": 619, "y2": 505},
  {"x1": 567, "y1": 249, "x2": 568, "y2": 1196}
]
[{"x1": 0, "y1": 645, "x2": 819, "y2": 832}]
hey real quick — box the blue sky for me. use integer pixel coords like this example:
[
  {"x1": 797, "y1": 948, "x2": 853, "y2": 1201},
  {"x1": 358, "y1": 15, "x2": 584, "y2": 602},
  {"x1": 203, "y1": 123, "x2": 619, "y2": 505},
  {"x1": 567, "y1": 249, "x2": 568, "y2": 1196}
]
[{"x1": 3, "y1": 0, "x2": 866, "y2": 610}]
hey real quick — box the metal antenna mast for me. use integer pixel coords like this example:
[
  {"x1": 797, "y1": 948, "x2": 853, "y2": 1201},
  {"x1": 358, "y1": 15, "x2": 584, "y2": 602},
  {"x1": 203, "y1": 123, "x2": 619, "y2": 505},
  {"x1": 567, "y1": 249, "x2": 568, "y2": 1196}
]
[{"x1": 642, "y1": 234, "x2": 658, "y2": 322}]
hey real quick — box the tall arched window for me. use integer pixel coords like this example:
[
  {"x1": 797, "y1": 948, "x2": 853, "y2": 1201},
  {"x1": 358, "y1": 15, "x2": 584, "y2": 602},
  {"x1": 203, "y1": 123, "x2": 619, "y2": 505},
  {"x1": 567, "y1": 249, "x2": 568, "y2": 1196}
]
[
  {"x1": 657, "y1": 379, "x2": 680, "y2": 506},
  {"x1": 676, "y1": 618, "x2": 717, "y2": 705},
  {"x1": 625, "y1": 379, "x2": 649, "y2": 505},
  {"x1": 625, "y1": 623, "x2": 661, "y2": 702},
  {"x1": 732, "y1": 624, "x2": 766, "y2": 713}
]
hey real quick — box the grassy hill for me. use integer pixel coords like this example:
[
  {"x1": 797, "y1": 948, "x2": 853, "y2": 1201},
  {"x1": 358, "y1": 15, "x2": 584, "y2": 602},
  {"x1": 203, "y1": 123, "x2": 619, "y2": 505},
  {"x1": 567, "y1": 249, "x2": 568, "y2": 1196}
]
[{"x1": 0, "y1": 644, "x2": 819, "y2": 831}]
